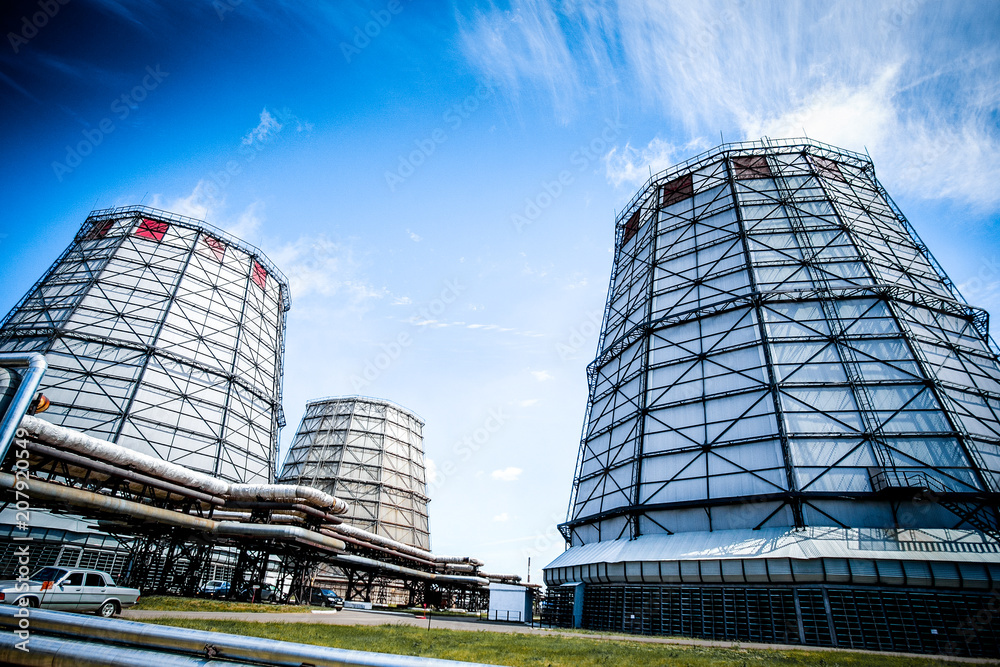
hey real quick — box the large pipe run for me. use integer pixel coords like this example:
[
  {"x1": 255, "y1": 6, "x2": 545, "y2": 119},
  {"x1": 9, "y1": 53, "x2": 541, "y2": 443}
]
[
  {"x1": 12, "y1": 413, "x2": 500, "y2": 583},
  {"x1": 18, "y1": 414, "x2": 348, "y2": 513},
  {"x1": 0, "y1": 473, "x2": 346, "y2": 552}
]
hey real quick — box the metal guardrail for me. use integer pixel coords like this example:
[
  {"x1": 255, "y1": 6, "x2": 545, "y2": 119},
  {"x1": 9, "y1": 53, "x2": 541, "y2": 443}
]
[
  {"x1": 0, "y1": 606, "x2": 502, "y2": 666},
  {"x1": 868, "y1": 467, "x2": 949, "y2": 494}
]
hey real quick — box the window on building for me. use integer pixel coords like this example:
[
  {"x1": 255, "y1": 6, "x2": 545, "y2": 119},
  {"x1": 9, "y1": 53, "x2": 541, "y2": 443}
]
[
  {"x1": 135, "y1": 218, "x2": 169, "y2": 242},
  {"x1": 84, "y1": 220, "x2": 113, "y2": 241},
  {"x1": 252, "y1": 261, "x2": 267, "y2": 290},
  {"x1": 660, "y1": 173, "x2": 694, "y2": 207},
  {"x1": 732, "y1": 155, "x2": 772, "y2": 179}
]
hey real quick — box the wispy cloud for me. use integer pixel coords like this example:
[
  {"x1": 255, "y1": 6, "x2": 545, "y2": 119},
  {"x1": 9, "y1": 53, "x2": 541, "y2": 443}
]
[
  {"x1": 407, "y1": 229, "x2": 422, "y2": 242},
  {"x1": 530, "y1": 370, "x2": 552, "y2": 382},
  {"x1": 272, "y1": 235, "x2": 388, "y2": 303},
  {"x1": 457, "y1": 1, "x2": 1000, "y2": 208},
  {"x1": 603, "y1": 137, "x2": 683, "y2": 188},
  {"x1": 242, "y1": 108, "x2": 283, "y2": 146},
  {"x1": 491, "y1": 466, "x2": 523, "y2": 482},
  {"x1": 493, "y1": 512, "x2": 509, "y2": 522}
]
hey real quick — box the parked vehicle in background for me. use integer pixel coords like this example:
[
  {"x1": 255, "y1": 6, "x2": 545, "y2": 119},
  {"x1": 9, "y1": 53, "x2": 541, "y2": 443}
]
[
  {"x1": 197, "y1": 580, "x2": 230, "y2": 598},
  {"x1": 0, "y1": 567, "x2": 140, "y2": 617},
  {"x1": 306, "y1": 586, "x2": 344, "y2": 609},
  {"x1": 232, "y1": 581, "x2": 277, "y2": 603}
]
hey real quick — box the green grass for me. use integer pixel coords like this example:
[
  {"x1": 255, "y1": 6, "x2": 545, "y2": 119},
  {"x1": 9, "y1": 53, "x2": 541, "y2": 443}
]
[
  {"x1": 133, "y1": 595, "x2": 324, "y2": 613},
  {"x1": 148, "y1": 619, "x2": 986, "y2": 667}
]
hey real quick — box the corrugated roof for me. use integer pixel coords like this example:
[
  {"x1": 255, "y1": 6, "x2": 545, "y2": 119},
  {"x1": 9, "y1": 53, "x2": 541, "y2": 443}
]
[{"x1": 545, "y1": 527, "x2": 1000, "y2": 569}]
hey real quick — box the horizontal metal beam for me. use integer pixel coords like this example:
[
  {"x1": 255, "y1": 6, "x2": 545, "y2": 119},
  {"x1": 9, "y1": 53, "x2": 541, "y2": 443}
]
[{"x1": 563, "y1": 490, "x2": 1000, "y2": 530}]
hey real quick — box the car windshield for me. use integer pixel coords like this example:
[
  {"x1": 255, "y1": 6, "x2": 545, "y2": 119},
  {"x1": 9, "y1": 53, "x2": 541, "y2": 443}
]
[
  {"x1": 320, "y1": 589, "x2": 336, "y2": 596},
  {"x1": 30, "y1": 567, "x2": 68, "y2": 583}
]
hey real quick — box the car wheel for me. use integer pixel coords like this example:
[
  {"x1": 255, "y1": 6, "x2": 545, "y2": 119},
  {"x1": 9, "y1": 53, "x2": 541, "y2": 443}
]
[
  {"x1": 24, "y1": 598, "x2": 39, "y2": 608},
  {"x1": 98, "y1": 601, "x2": 118, "y2": 618}
]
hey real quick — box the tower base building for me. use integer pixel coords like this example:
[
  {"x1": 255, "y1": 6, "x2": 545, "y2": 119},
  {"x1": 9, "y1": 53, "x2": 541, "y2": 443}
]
[{"x1": 543, "y1": 139, "x2": 1000, "y2": 657}]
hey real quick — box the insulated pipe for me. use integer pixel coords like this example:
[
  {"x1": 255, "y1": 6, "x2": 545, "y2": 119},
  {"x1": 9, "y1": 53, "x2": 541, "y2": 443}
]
[
  {"x1": 318, "y1": 528, "x2": 438, "y2": 568},
  {"x1": 0, "y1": 607, "x2": 501, "y2": 667},
  {"x1": 26, "y1": 441, "x2": 225, "y2": 506},
  {"x1": 19, "y1": 414, "x2": 230, "y2": 496},
  {"x1": 0, "y1": 353, "x2": 46, "y2": 466},
  {"x1": 327, "y1": 524, "x2": 485, "y2": 568},
  {"x1": 479, "y1": 572, "x2": 523, "y2": 584},
  {"x1": 332, "y1": 553, "x2": 489, "y2": 587},
  {"x1": 437, "y1": 563, "x2": 478, "y2": 573},
  {"x1": 214, "y1": 522, "x2": 345, "y2": 552},
  {"x1": 330, "y1": 523, "x2": 455, "y2": 565},
  {"x1": 433, "y1": 555, "x2": 485, "y2": 566},
  {"x1": 224, "y1": 500, "x2": 344, "y2": 525},
  {"x1": 0, "y1": 473, "x2": 346, "y2": 552},
  {"x1": 18, "y1": 414, "x2": 349, "y2": 514},
  {"x1": 227, "y1": 483, "x2": 349, "y2": 514},
  {"x1": 0, "y1": 472, "x2": 219, "y2": 531},
  {"x1": 210, "y1": 511, "x2": 304, "y2": 524}
]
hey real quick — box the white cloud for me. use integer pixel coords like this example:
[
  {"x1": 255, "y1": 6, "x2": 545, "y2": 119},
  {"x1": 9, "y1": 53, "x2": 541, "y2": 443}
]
[
  {"x1": 456, "y1": 1, "x2": 1000, "y2": 209},
  {"x1": 242, "y1": 108, "x2": 283, "y2": 146},
  {"x1": 493, "y1": 512, "x2": 509, "y2": 522},
  {"x1": 531, "y1": 370, "x2": 552, "y2": 382},
  {"x1": 224, "y1": 200, "x2": 264, "y2": 241},
  {"x1": 491, "y1": 466, "x2": 523, "y2": 482},
  {"x1": 518, "y1": 399, "x2": 539, "y2": 408},
  {"x1": 151, "y1": 184, "x2": 263, "y2": 242},
  {"x1": 271, "y1": 235, "x2": 387, "y2": 303},
  {"x1": 603, "y1": 137, "x2": 679, "y2": 188},
  {"x1": 457, "y1": 0, "x2": 588, "y2": 124},
  {"x1": 407, "y1": 229, "x2": 422, "y2": 242}
]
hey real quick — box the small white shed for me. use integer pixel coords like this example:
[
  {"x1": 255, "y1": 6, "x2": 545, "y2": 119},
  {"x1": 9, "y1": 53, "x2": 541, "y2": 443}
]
[{"x1": 487, "y1": 583, "x2": 532, "y2": 623}]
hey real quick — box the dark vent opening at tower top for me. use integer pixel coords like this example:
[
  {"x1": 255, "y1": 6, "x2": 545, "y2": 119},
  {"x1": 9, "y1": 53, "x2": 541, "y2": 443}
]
[
  {"x1": 135, "y1": 218, "x2": 169, "y2": 242},
  {"x1": 660, "y1": 173, "x2": 694, "y2": 207}
]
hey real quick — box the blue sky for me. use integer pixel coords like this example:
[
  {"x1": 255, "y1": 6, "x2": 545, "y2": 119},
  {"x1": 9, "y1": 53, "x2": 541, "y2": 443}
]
[{"x1": 1, "y1": 0, "x2": 999, "y2": 580}]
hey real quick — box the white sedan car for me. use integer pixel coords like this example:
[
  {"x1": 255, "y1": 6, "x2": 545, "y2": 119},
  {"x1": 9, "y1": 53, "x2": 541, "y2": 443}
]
[{"x1": 0, "y1": 567, "x2": 140, "y2": 617}]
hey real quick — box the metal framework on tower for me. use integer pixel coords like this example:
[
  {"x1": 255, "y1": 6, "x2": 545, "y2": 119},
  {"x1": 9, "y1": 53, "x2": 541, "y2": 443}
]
[
  {"x1": 279, "y1": 396, "x2": 431, "y2": 550},
  {"x1": 0, "y1": 206, "x2": 290, "y2": 484},
  {"x1": 545, "y1": 138, "x2": 1000, "y2": 657}
]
